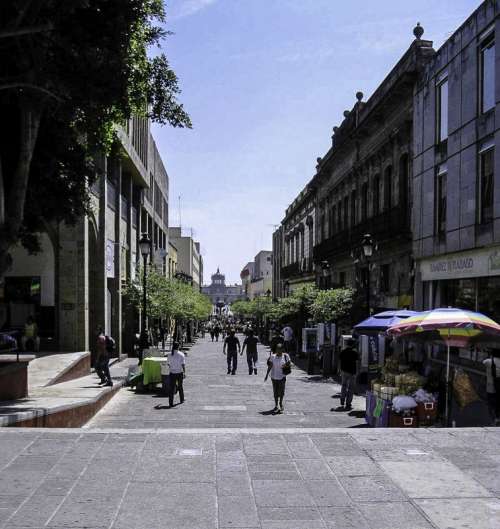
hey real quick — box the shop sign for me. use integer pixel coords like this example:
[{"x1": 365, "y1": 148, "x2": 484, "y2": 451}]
[{"x1": 420, "y1": 247, "x2": 500, "y2": 281}]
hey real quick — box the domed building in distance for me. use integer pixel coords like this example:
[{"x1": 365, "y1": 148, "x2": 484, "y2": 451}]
[{"x1": 202, "y1": 269, "x2": 245, "y2": 310}]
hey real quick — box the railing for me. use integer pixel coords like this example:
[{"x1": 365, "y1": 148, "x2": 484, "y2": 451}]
[{"x1": 314, "y1": 206, "x2": 410, "y2": 260}]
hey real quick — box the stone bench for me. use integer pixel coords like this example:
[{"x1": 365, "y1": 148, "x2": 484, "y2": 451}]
[{"x1": 0, "y1": 355, "x2": 36, "y2": 400}]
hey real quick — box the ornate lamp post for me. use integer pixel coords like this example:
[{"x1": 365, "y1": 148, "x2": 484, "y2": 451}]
[
  {"x1": 139, "y1": 233, "x2": 151, "y2": 357},
  {"x1": 320, "y1": 260, "x2": 330, "y2": 290},
  {"x1": 361, "y1": 233, "x2": 374, "y2": 317}
]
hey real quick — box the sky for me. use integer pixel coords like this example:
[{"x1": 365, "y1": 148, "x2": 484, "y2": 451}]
[{"x1": 152, "y1": 0, "x2": 481, "y2": 285}]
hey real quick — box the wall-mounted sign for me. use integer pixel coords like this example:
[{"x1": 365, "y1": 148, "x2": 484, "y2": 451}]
[{"x1": 420, "y1": 246, "x2": 500, "y2": 281}]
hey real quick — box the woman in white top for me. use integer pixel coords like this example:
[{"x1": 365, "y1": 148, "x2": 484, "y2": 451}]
[
  {"x1": 483, "y1": 351, "x2": 500, "y2": 425},
  {"x1": 265, "y1": 343, "x2": 291, "y2": 413}
]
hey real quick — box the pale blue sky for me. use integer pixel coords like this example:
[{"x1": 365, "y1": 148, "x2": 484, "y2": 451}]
[{"x1": 153, "y1": 0, "x2": 480, "y2": 284}]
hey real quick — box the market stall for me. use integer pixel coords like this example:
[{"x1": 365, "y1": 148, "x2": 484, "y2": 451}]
[{"x1": 387, "y1": 307, "x2": 500, "y2": 426}]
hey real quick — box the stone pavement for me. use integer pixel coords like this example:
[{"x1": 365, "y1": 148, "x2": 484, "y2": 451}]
[
  {"x1": 0, "y1": 427, "x2": 500, "y2": 528},
  {"x1": 86, "y1": 335, "x2": 366, "y2": 429}
]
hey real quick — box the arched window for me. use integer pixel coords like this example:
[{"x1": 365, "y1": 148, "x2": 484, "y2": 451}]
[
  {"x1": 384, "y1": 166, "x2": 393, "y2": 210},
  {"x1": 398, "y1": 153, "x2": 409, "y2": 211},
  {"x1": 373, "y1": 175, "x2": 380, "y2": 216}
]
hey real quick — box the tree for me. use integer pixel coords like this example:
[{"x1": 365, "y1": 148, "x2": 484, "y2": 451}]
[
  {"x1": 273, "y1": 285, "x2": 319, "y2": 322},
  {"x1": 310, "y1": 288, "x2": 354, "y2": 323},
  {"x1": 123, "y1": 269, "x2": 211, "y2": 328},
  {"x1": 0, "y1": 1, "x2": 191, "y2": 279}
]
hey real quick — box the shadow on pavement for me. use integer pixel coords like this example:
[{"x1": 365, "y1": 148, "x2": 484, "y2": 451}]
[{"x1": 259, "y1": 408, "x2": 278, "y2": 416}]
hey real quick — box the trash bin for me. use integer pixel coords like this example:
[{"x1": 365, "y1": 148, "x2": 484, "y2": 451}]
[{"x1": 322, "y1": 345, "x2": 334, "y2": 376}]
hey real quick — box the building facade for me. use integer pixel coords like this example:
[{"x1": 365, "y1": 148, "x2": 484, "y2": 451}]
[
  {"x1": 272, "y1": 227, "x2": 284, "y2": 299},
  {"x1": 201, "y1": 269, "x2": 245, "y2": 307},
  {"x1": 1, "y1": 116, "x2": 170, "y2": 357},
  {"x1": 310, "y1": 30, "x2": 435, "y2": 318},
  {"x1": 413, "y1": 2, "x2": 500, "y2": 324},
  {"x1": 280, "y1": 182, "x2": 316, "y2": 294},
  {"x1": 246, "y1": 250, "x2": 273, "y2": 299},
  {"x1": 240, "y1": 262, "x2": 255, "y2": 299},
  {"x1": 168, "y1": 227, "x2": 204, "y2": 289}
]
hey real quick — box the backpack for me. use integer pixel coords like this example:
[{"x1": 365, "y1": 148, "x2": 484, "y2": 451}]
[{"x1": 105, "y1": 336, "x2": 116, "y2": 354}]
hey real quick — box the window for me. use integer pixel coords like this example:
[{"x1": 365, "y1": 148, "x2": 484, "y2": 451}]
[
  {"x1": 479, "y1": 143, "x2": 494, "y2": 224},
  {"x1": 380, "y1": 264, "x2": 390, "y2": 294},
  {"x1": 480, "y1": 33, "x2": 495, "y2": 114},
  {"x1": 320, "y1": 214, "x2": 325, "y2": 241},
  {"x1": 337, "y1": 201, "x2": 342, "y2": 231},
  {"x1": 384, "y1": 166, "x2": 392, "y2": 211},
  {"x1": 361, "y1": 182, "x2": 368, "y2": 221},
  {"x1": 339, "y1": 271, "x2": 346, "y2": 286},
  {"x1": 436, "y1": 75, "x2": 448, "y2": 142},
  {"x1": 373, "y1": 175, "x2": 380, "y2": 216},
  {"x1": 350, "y1": 190, "x2": 357, "y2": 226},
  {"x1": 331, "y1": 205, "x2": 336, "y2": 234},
  {"x1": 435, "y1": 164, "x2": 447, "y2": 235},
  {"x1": 343, "y1": 196, "x2": 349, "y2": 229}
]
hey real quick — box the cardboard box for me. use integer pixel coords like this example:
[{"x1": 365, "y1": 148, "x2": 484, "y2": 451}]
[
  {"x1": 416, "y1": 401, "x2": 437, "y2": 426},
  {"x1": 389, "y1": 410, "x2": 417, "y2": 428}
]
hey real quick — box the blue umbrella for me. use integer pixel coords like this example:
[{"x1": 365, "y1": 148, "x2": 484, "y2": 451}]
[{"x1": 353, "y1": 310, "x2": 420, "y2": 335}]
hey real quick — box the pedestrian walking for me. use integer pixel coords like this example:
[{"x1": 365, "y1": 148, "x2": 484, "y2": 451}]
[
  {"x1": 281, "y1": 324, "x2": 294, "y2": 355},
  {"x1": 168, "y1": 341, "x2": 185, "y2": 407},
  {"x1": 483, "y1": 349, "x2": 500, "y2": 425},
  {"x1": 223, "y1": 330, "x2": 240, "y2": 375},
  {"x1": 339, "y1": 338, "x2": 358, "y2": 411},
  {"x1": 241, "y1": 329, "x2": 259, "y2": 375},
  {"x1": 264, "y1": 343, "x2": 291, "y2": 413},
  {"x1": 214, "y1": 324, "x2": 221, "y2": 342},
  {"x1": 95, "y1": 328, "x2": 113, "y2": 386}
]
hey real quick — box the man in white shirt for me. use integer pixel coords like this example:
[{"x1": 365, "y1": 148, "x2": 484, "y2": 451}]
[
  {"x1": 281, "y1": 325, "x2": 294, "y2": 354},
  {"x1": 169, "y1": 342, "x2": 186, "y2": 407},
  {"x1": 483, "y1": 351, "x2": 500, "y2": 425}
]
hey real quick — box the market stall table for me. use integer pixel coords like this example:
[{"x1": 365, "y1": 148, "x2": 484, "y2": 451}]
[{"x1": 142, "y1": 357, "x2": 168, "y2": 386}]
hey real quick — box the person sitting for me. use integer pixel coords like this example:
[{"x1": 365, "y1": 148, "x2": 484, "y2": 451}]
[{"x1": 21, "y1": 316, "x2": 40, "y2": 352}]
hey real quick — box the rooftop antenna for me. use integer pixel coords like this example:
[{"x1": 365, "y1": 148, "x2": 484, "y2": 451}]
[{"x1": 178, "y1": 195, "x2": 182, "y2": 230}]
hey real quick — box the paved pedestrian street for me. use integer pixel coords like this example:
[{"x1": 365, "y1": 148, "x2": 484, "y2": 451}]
[
  {"x1": 87, "y1": 335, "x2": 365, "y2": 429},
  {"x1": 1, "y1": 338, "x2": 500, "y2": 529}
]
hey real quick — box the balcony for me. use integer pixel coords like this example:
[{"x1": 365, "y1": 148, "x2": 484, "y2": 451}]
[
  {"x1": 281, "y1": 257, "x2": 313, "y2": 280},
  {"x1": 314, "y1": 206, "x2": 410, "y2": 261}
]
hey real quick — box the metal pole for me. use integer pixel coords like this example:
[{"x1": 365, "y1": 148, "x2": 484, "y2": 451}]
[
  {"x1": 445, "y1": 335, "x2": 451, "y2": 427},
  {"x1": 366, "y1": 261, "x2": 370, "y2": 317},
  {"x1": 142, "y1": 254, "x2": 147, "y2": 345}
]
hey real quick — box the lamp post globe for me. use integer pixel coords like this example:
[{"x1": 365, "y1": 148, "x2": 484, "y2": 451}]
[
  {"x1": 361, "y1": 233, "x2": 373, "y2": 258},
  {"x1": 361, "y1": 234, "x2": 373, "y2": 316}
]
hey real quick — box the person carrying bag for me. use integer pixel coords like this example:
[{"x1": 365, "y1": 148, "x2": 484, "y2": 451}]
[{"x1": 265, "y1": 343, "x2": 291, "y2": 413}]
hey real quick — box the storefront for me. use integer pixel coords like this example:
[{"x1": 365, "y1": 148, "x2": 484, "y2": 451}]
[
  {"x1": 417, "y1": 248, "x2": 500, "y2": 422},
  {"x1": 419, "y1": 246, "x2": 500, "y2": 323}
]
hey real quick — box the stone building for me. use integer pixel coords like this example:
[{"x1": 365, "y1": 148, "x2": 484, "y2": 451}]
[
  {"x1": 246, "y1": 251, "x2": 273, "y2": 299},
  {"x1": 272, "y1": 227, "x2": 284, "y2": 299},
  {"x1": 201, "y1": 269, "x2": 245, "y2": 307},
  {"x1": 1, "y1": 116, "x2": 170, "y2": 357},
  {"x1": 413, "y1": 1, "x2": 500, "y2": 323},
  {"x1": 310, "y1": 28, "x2": 435, "y2": 318},
  {"x1": 168, "y1": 227, "x2": 203, "y2": 289},
  {"x1": 240, "y1": 262, "x2": 255, "y2": 299},
  {"x1": 279, "y1": 181, "x2": 316, "y2": 295}
]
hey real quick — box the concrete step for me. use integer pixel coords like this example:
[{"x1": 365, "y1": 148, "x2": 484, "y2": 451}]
[
  {"x1": 28, "y1": 351, "x2": 91, "y2": 389},
  {"x1": 0, "y1": 357, "x2": 136, "y2": 428}
]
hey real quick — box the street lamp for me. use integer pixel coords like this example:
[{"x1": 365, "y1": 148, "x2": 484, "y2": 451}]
[
  {"x1": 139, "y1": 233, "x2": 151, "y2": 358},
  {"x1": 361, "y1": 234, "x2": 373, "y2": 316},
  {"x1": 320, "y1": 260, "x2": 330, "y2": 290}
]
